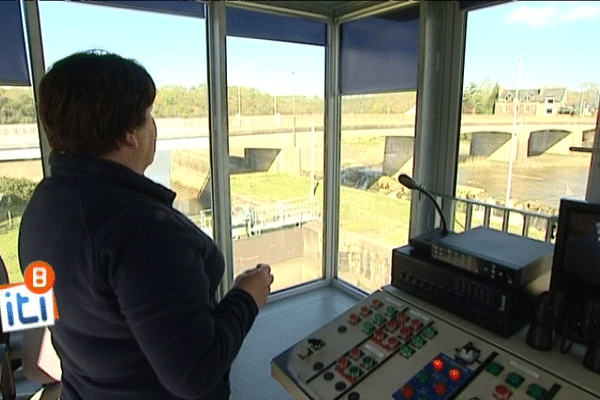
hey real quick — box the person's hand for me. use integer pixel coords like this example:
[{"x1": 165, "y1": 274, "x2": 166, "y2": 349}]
[{"x1": 233, "y1": 263, "x2": 274, "y2": 309}]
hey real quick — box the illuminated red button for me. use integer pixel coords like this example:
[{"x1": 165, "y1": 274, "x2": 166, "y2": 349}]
[
  {"x1": 494, "y1": 385, "x2": 512, "y2": 400},
  {"x1": 397, "y1": 312, "x2": 408, "y2": 324},
  {"x1": 401, "y1": 384, "x2": 414, "y2": 399},
  {"x1": 387, "y1": 320, "x2": 398, "y2": 332},
  {"x1": 432, "y1": 358, "x2": 445, "y2": 372},
  {"x1": 348, "y1": 313, "x2": 359, "y2": 324},
  {"x1": 374, "y1": 329, "x2": 385, "y2": 341},
  {"x1": 448, "y1": 367, "x2": 462, "y2": 381},
  {"x1": 388, "y1": 337, "x2": 398, "y2": 348},
  {"x1": 411, "y1": 318, "x2": 421, "y2": 330},
  {"x1": 360, "y1": 306, "x2": 370, "y2": 316},
  {"x1": 336, "y1": 357, "x2": 348, "y2": 369},
  {"x1": 399, "y1": 326, "x2": 412, "y2": 340},
  {"x1": 434, "y1": 381, "x2": 447, "y2": 396}
]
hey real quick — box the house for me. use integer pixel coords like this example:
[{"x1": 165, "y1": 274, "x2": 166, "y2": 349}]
[{"x1": 495, "y1": 87, "x2": 569, "y2": 116}]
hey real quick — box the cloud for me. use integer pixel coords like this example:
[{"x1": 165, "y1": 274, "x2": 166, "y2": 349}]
[{"x1": 507, "y1": 3, "x2": 600, "y2": 28}]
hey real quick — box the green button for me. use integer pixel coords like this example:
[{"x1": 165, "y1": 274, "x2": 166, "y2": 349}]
[
  {"x1": 349, "y1": 366, "x2": 360, "y2": 378},
  {"x1": 418, "y1": 397, "x2": 431, "y2": 400},
  {"x1": 527, "y1": 384, "x2": 546, "y2": 400},
  {"x1": 401, "y1": 344, "x2": 413, "y2": 358},
  {"x1": 506, "y1": 372, "x2": 524, "y2": 388},
  {"x1": 412, "y1": 335, "x2": 424, "y2": 348},
  {"x1": 423, "y1": 326, "x2": 436, "y2": 339},
  {"x1": 386, "y1": 306, "x2": 397, "y2": 317},
  {"x1": 418, "y1": 371, "x2": 430, "y2": 384},
  {"x1": 486, "y1": 361, "x2": 504, "y2": 376},
  {"x1": 362, "y1": 356, "x2": 373, "y2": 369},
  {"x1": 362, "y1": 322, "x2": 373, "y2": 334},
  {"x1": 374, "y1": 313, "x2": 384, "y2": 325}
]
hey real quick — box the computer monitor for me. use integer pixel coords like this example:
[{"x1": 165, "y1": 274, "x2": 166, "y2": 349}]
[{"x1": 550, "y1": 198, "x2": 600, "y2": 308}]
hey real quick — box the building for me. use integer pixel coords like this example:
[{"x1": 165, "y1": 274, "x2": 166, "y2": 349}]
[{"x1": 495, "y1": 87, "x2": 569, "y2": 116}]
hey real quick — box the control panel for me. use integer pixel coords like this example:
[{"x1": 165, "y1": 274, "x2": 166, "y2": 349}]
[{"x1": 272, "y1": 288, "x2": 600, "y2": 400}]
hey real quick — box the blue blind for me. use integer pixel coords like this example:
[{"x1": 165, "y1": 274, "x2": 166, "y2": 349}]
[
  {"x1": 76, "y1": 1, "x2": 205, "y2": 18},
  {"x1": 340, "y1": 6, "x2": 419, "y2": 95},
  {"x1": 0, "y1": 1, "x2": 30, "y2": 86},
  {"x1": 226, "y1": 7, "x2": 326, "y2": 46}
]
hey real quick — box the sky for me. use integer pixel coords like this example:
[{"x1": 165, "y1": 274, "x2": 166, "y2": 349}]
[
  {"x1": 37, "y1": 1, "x2": 325, "y2": 96},
  {"x1": 464, "y1": 1, "x2": 600, "y2": 91},
  {"x1": 36, "y1": 1, "x2": 600, "y2": 96}
]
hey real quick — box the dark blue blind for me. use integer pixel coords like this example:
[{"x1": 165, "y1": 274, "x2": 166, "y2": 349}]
[
  {"x1": 340, "y1": 6, "x2": 419, "y2": 95},
  {"x1": 0, "y1": 1, "x2": 30, "y2": 86},
  {"x1": 76, "y1": 1, "x2": 205, "y2": 18},
  {"x1": 226, "y1": 7, "x2": 326, "y2": 46}
]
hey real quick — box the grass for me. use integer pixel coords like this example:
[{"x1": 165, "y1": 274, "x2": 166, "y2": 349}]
[
  {"x1": 231, "y1": 171, "x2": 411, "y2": 247},
  {"x1": 0, "y1": 215, "x2": 24, "y2": 283}
]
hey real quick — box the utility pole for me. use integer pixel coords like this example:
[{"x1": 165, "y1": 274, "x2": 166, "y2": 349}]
[
  {"x1": 292, "y1": 71, "x2": 296, "y2": 147},
  {"x1": 506, "y1": 57, "x2": 521, "y2": 208}
]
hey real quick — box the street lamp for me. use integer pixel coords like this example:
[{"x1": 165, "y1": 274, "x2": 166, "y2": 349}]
[{"x1": 237, "y1": 85, "x2": 242, "y2": 116}]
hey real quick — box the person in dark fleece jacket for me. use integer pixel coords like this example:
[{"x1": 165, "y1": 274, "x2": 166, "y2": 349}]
[{"x1": 18, "y1": 50, "x2": 273, "y2": 400}]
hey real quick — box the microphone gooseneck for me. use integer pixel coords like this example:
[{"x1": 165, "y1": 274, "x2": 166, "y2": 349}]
[{"x1": 398, "y1": 174, "x2": 449, "y2": 236}]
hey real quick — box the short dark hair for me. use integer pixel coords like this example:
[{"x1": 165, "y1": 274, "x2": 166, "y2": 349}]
[{"x1": 38, "y1": 50, "x2": 156, "y2": 155}]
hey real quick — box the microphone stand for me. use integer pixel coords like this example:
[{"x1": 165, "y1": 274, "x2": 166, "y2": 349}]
[{"x1": 399, "y1": 174, "x2": 451, "y2": 253}]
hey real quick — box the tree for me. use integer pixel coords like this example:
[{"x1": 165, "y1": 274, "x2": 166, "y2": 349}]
[{"x1": 462, "y1": 78, "x2": 499, "y2": 114}]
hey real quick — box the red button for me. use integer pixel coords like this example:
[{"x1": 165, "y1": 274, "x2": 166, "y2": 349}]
[
  {"x1": 372, "y1": 299, "x2": 382, "y2": 308},
  {"x1": 399, "y1": 326, "x2": 412, "y2": 340},
  {"x1": 434, "y1": 381, "x2": 447, "y2": 396},
  {"x1": 360, "y1": 307, "x2": 370, "y2": 316},
  {"x1": 494, "y1": 385, "x2": 511, "y2": 400},
  {"x1": 348, "y1": 313, "x2": 359, "y2": 324},
  {"x1": 401, "y1": 384, "x2": 414, "y2": 399},
  {"x1": 432, "y1": 358, "x2": 445, "y2": 372},
  {"x1": 374, "y1": 329, "x2": 385, "y2": 341},
  {"x1": 336, "y1": 357, "x2": 348, "y2": 369},
  {"x1": 387, "y1": 320, "x2": 398, "y2": 332},
  {"x1": 448, "y1": 367, "x2": 462, "y2": 381},
  {"x1": 388, "y1": 337, "x2": 398, "y2": 348},
  {"x1": 411, "y1": 318, "x2": 421, "y2": 330},
  {"x1": 350, "y1": 347, "x2": 361, "y2": 359},
  {"x1": 397, "y1": 312, "x2": 408, "y2": 323}
]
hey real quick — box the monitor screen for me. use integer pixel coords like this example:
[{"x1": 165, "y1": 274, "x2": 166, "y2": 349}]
[{"x1": 551, "y1": 198, "x2": 600, "y2": 305}]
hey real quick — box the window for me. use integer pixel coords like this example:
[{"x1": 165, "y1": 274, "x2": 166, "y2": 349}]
[
  {"x1": 458, "y1": 1, "x2": 596, "y2": 237},
  {"x1": 39, "y1": 2, "x2": 212, "y2": 233},
  {"x1": 0, "y1": 86, "x2": 44, "y2": 282},
  {"x1": 226, "y1": 37, "x2": 325, "y2": 292},
  {"x1": 338, "y1": 92, "x2": 416, "y2": 292}
]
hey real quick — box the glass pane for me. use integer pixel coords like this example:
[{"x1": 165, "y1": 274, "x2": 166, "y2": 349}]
[
  {"x1": 227, "y1": 37, "x2": 325, "y2": 292},
  {"x1": 38, "y1": 2, "x2": 211, "y2": 236},
  {"x1": 338, "y1": 92, "x2": 416, "y2": 292},
  {"x1": 0, "y1": 86, "x2": 44, "y2": 282},
  {"x1": 459, "y1": 1, "x2": 596, "y2": 230}
]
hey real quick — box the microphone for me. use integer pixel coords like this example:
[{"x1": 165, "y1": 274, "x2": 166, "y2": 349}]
[{"x1": 398, "y1": 174, "x2": 449, "y2": 236}]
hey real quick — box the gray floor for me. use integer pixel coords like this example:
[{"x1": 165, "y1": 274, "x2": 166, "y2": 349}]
[{"x1": 230, "y1": 285, "x2": 361, "y2": 400}]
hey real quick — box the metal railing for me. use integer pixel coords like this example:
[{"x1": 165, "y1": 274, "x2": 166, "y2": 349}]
[
  {"x1": 186, "y1": 197, "x2": 321, "y2": 239},
  {"x1": 435, "y1": 193, "x2": 558, "y2": 243}
]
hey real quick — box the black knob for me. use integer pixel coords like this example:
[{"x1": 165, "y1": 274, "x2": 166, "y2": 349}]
[
  {"x1": 583, "y1": 337, "x2": 600, "y2": 374},
  {"x1": 526, "y1": 292, "x2": 555, "y2": 351}
]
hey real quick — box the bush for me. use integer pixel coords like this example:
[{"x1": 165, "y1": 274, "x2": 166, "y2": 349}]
[{"x1": 0, "y1": 177, "x2": 38, "y2": 207}]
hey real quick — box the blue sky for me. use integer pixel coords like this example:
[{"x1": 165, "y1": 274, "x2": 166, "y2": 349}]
[
  {"x1": 38, "y1": 1, "x2": 325, "y2": 96},
  {"x1": 37, "y1": 1, "x2": 600, "y2": 96},
  {"x1": 465, "y1": 1, "x2": 600, "y2": 91}
]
